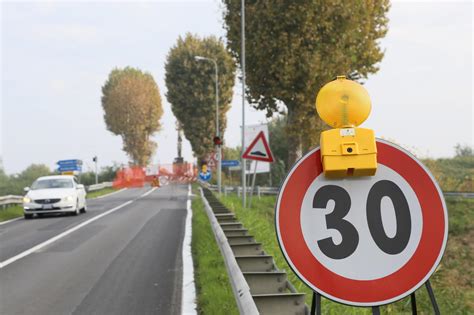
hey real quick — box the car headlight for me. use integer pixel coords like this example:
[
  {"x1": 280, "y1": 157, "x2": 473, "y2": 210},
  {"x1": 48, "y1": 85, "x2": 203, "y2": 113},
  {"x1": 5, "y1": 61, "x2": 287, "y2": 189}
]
[
  {"x1": 23, "y1": 196, "x2": 32, "y2": 203},
  {"x1": 64, "y1": 195, "x2": 75, "y2": 202}
]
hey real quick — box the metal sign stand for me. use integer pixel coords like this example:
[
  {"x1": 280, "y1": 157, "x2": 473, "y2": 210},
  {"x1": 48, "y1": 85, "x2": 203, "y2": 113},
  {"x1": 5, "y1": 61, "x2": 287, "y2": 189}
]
[
  {"x1": 248, "y1": 161, "x2": 258, "y2": 208},
  {"x1": 310, "y1": 280, "x2": 441, "y2": 315}
]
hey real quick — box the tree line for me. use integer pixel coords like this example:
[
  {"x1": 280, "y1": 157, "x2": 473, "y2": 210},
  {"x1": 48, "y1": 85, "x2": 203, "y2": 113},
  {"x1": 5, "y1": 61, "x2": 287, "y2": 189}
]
[
  {"x1": 101, "y1": 1, "x2": 390, "y2": 169},
  {"x1": 1, "y1": 144, "x2": 470, "y2": 195},
  {"x1": 0, "y1": 164, "x2": 118, "y2": 196}
]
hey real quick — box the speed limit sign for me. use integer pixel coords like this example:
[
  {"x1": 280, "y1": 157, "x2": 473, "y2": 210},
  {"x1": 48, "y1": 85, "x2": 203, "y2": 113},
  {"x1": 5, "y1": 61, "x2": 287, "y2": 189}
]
[{"x1": 275, "y1": 139, "x2": 448, "y2": 306}]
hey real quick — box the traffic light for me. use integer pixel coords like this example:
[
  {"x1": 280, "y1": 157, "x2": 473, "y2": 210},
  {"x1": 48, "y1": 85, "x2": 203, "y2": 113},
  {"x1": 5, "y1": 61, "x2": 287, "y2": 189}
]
[
  {"x1": 92, "y1": 156, "x2": 97, "y2": 162},
  {"x1": 213, "y1": 136, "x2": 222, "y2": 146}
]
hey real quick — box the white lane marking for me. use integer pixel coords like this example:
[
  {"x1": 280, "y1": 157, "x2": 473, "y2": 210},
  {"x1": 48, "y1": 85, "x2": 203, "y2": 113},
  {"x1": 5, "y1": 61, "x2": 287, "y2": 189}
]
[
  {"x1": 0, "y1": 187, "x2": 157, "y2": 269},
  {"x1": 140, "y1": 187, "x2": 157, "y2": 198},
  {"x1": 89, "y1": 187, "x2": 127, "y2": 200},
  {"x1": 0, "y1": 217, "x2": 22, "y2": 226},
  {"x1": 182, "y1": 184, "x2": 197, "y2": 314}
]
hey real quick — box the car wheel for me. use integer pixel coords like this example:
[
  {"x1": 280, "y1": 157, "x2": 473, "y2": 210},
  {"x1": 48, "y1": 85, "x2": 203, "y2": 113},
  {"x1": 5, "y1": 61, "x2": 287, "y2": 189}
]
[
  {"x1": 80, "y1": 201, "x2": 87, "y2": 213},
  {"x1": 24, "y1": 214, "x2": 33, "y2": 220}
]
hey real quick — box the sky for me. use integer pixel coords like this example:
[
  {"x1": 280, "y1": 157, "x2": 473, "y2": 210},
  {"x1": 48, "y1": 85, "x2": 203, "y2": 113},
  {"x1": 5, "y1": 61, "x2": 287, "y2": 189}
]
[{"x1": 1, "y1": 0, "x2": 472, "y2": 174}]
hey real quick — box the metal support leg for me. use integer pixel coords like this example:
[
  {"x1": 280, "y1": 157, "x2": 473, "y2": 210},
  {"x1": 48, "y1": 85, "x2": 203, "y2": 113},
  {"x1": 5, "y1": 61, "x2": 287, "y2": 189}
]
[
  {"x1": 311, "y1": 291, "x2": 321, "y2": 315},
  {"x1": 410, "y1": 292, "x2": 418, "y2": 315},
  {"x1": 425, "y1": 280, "x2": 441, "y2": 315},
  {"x1": 372, "y1": 306, "x2": 380, "y2": 315}
]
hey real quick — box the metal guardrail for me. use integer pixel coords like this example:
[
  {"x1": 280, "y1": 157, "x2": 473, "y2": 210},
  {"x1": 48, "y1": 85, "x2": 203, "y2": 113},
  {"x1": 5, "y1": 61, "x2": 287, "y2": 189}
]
[
  {"x1": 200, "y1": 187, "x2": 308, "y2": 314},
  {"x1": 444, "y1": 191, "x2": 474, "y2": 198},
  {"x1": 207, "y1": 185, "x2": 279, "y2": 198},
  {"x1": 87, "y1": 182, "x2": 113, "y2": 192},
  {"x1": 209, "y1": 185, "x2": 474, "y2": 199},
  {"x1": 199, "y1": 187, "x2": 260, "y2": 314},
  {"x1": 0, "y1": 182, "x2": 114, "y2": 208},
  {"x1": 0, "y1": 195, "x2": 23, "y2": 207}
]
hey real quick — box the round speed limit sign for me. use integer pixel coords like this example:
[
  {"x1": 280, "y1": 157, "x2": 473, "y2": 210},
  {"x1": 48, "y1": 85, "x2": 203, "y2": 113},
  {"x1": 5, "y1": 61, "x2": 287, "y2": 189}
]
[{"x1": 275, "y1": 139, "x2": 448, "y2": 306}]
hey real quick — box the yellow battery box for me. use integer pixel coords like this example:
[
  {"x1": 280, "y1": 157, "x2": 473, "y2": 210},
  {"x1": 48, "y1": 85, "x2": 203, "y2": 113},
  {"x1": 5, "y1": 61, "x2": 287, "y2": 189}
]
[{"x1": 320, "y1": 127, "x2": 377, "y2": 177}]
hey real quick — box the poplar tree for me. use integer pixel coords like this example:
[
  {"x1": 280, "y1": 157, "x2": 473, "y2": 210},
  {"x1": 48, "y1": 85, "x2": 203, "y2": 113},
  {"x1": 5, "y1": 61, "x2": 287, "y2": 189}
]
[
  {"x1": 223, "y1": 0, "x2": 390, "y2": 166},
  {"x1": 101, "y1": 67, "x2": 163, "y2": 166},
  {"x1": 165, "y1": 34, "x2": 236, "y2": 160}
]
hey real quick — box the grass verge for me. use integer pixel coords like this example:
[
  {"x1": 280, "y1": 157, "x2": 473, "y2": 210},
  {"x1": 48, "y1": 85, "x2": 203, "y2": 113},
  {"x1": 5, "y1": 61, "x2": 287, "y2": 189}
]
[
  {"x1": 219, "y1": 194, "x2": 473, "y2": 314},
  {"x1": 191, "y1": 185, "x2": 238, "y2": 315},
  {"x1": 0, "y1": 205, "x2": 23, "y2": 222},
  {"x1": 86, "y1": 187, "x2": 118, "y2": 199}
]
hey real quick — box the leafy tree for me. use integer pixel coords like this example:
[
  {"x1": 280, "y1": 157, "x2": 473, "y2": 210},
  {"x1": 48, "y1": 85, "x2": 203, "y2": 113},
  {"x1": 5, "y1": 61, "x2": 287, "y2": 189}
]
[
  {"x1": 223, "y1": 0, "x2": 390, "y2": 165},
  {"x1": 222, "y1": 146, "x2": 241, "y2": 161},
  {"x1": 0, "y1": 164, "x2": 51, "y2": 195},
  {"x1": 78, "y1": 165, "x2": 120, "y2": 186},
  {"x1": 455, "y1": 144, "x2": 473, "y2": 157},
  {"x1": 268, "y1": 116, "x2": 289, "y2": 170},
  {"x1": 165, "y1": 33, "x2": 236, "y2": 160},
  {"x1": 19, "y1": 164, "x2": 51, "y2": 182},
  {"x1": 101, "y1": 67, "x2": 163, "y2": 166}
]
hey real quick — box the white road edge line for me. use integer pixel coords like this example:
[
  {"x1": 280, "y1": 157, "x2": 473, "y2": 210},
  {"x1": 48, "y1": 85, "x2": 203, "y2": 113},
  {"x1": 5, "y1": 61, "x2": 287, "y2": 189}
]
[
  {"x1": 0, "y1": 187, "x2": 157, "y2": 269},
  {"x1": 181, "y1": 184, "x2": 197, "y2": 314},
  {"x1": 0, "y1": 217, "x2": 22, "y2": 226}
]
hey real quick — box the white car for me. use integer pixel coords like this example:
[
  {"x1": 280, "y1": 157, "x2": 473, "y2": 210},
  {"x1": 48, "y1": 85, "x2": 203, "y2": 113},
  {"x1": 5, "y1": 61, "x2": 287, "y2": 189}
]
[{"x1": 23, "y1": 175, "x2": 87, "y2": 219}]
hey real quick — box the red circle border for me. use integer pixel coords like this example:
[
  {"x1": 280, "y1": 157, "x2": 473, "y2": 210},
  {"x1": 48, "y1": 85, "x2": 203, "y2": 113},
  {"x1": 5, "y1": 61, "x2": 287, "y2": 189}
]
[{"x1": 275, "y1": 140, "x2": 448, "y2": 306}]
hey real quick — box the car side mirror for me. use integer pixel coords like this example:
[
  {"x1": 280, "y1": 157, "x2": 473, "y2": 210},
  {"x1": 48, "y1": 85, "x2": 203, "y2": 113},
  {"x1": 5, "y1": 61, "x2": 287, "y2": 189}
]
[
  {"x1": 77, "y1": 184, "x2": 85, "y2": 190},
  {"x1": 24, "y1": 187, "x2": 30, "y2": 192}
]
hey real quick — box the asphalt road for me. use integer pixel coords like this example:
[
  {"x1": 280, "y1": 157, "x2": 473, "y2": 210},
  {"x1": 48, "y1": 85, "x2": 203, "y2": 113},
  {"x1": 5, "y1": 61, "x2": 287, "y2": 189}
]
[{"x1": 0, "y1": 184, "x2": 189, "y2": 315}]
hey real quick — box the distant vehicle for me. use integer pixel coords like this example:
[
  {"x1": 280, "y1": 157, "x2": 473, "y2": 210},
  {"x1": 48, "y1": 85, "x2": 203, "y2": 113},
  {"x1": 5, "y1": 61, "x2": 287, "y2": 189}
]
[{"x1": 22, "y1": 175, "x2": 87, "y2": 219}]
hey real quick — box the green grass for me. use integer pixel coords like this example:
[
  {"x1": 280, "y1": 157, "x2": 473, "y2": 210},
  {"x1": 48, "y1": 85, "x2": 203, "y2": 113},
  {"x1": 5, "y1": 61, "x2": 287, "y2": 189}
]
[
  {"x1": 191, "y1": 185, "x2": 239, "y2": 315},
  {"x1": 0, "y1": 205, "x2": 24, "y2": 222},
  {"x1": 86, "y1": 187, "x2": 118, "y2": 199},
  {"x1": 219, "y1": 194, "x2": 473, "y2": 314}
]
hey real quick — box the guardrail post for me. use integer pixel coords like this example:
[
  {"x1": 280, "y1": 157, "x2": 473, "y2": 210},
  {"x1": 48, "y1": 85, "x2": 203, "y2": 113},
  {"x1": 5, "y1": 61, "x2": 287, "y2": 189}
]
[
  {"x1": 257, "y1": 186, "x2": 261, "y2": 199},
  {"x1": 237, "y1": 186, "x2": 241, "y2": 197}
]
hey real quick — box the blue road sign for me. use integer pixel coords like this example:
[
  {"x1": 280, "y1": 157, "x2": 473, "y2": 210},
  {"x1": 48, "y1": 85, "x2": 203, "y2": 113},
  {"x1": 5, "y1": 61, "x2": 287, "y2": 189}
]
[
  {"x1": 199, "y1": 171, "x2": 211, "y2": 181},
  {"x1": 57, "y1": 159, "x2": 82, "y2": 166},
  {"x1": 221, "y1": 160, "x2": 240, "y2": 167},
  {"x1": 58, "y1": 165, "x2": 82, "y2": 172}
]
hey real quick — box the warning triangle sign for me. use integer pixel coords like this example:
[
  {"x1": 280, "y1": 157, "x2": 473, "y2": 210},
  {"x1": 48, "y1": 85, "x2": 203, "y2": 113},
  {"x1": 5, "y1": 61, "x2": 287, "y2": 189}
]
[{"x1": 242, "y1": 131, "x2": 274, "y2": 162}]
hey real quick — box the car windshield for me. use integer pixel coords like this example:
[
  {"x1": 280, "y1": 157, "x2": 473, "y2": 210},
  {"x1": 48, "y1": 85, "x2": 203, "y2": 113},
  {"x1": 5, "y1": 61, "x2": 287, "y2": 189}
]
[{"x1": 31, "y1": 179, "x2": 74, "y2": 190}]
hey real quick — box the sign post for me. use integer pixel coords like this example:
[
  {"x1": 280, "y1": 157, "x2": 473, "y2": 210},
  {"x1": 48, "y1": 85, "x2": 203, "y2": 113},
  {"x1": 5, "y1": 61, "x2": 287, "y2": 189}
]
[
  {"x1": 275, "y1": 139, "x2": 447, "y2": 312},
  {"x1": 242, "y1": 131, "x2": 274, "y2": 207}
]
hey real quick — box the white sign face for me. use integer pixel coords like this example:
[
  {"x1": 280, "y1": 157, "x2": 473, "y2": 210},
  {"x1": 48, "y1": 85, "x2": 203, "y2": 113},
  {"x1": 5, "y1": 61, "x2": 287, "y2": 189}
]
[
  {"x1": 205, "y1": 152, "x2": 217, "y2": 169},
  {"x1": 244, "y1": 124, "x2": 270, "y2": 173},
  {"x1": 145, "y1": 164, "x2": 159, "y2": 176},
  {"x1": 244, "y1": 124, "x2": 268, "y2": 147},
  {"x1": 300, "y1": 164, "x2": 423, "y2": 280}
]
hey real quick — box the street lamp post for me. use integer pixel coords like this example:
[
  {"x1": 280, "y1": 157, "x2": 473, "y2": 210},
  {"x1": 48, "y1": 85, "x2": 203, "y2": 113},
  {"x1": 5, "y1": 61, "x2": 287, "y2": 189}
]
[{"x1": 194, "y1": 56, "x2": 222, "y2": 195}]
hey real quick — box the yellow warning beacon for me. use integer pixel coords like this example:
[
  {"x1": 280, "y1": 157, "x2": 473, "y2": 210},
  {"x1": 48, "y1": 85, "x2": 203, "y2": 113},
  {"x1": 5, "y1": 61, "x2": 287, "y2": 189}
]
[{"x1": 316, "y1": 76, "x2": 377, "y2": 177}]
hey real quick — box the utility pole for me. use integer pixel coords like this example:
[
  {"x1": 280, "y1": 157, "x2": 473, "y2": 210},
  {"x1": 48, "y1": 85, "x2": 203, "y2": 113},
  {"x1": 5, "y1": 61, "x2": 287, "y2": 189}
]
[
  {"x1": 241, "y1": 0, "x2": 247, "y2": 207},
  {"x1": 93, "y1": 156, "x2": 98, "y2": 184}
]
